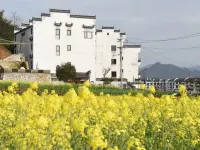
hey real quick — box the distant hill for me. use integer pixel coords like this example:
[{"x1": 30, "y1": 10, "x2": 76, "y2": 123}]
[
  {"x1": 140, "y1": 62, "x2": 200, "y2": 79},
  {"x1": 190, "y1": 65, "x2": 200, "y2": 71}
]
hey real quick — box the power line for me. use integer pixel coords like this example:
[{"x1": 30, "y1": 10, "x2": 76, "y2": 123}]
[
  {"x1": 142, "y1": 45, "x2": 200, "y2": 51},
  {"x1": 127, "y1": 33, "x2": 200, "y2": 44}
]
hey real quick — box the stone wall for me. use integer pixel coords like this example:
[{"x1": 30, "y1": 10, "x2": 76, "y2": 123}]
[{"x1": 0, "y1": 69, "x2": 51, "y2": 82}]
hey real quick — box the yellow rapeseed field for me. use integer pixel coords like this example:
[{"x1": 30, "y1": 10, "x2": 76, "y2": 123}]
[{"x1": 0, "y1": 82, "x2": 200, "y2": 149}]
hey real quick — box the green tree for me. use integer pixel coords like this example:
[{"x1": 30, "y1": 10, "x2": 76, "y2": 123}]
[
  {"x1": 56, "y1": 63, "x2": 76, "y2": 82},
  {"x1": 0, "y1": 10, "x2": 14, "y2": 53}
]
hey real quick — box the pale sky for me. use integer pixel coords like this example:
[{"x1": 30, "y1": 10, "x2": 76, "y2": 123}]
[{"x1": 1, "y1": 0, "x2": 200, "y2": 68}]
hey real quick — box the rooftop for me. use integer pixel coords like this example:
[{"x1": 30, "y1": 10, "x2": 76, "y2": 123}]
[{"x1": 123, "y1": 45, "x2": 141, "y2": 48}]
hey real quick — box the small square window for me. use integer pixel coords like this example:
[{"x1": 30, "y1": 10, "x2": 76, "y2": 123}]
[
  {"x1": 67, "y1": 45, "x2": 71, "y2": 51},
  {"x1": 67, "y1": 30, "x2": 71, "y2": 36},
  {"x1": 56, "y1": 45, "x2": 60, "y2": 56},
  {"x1": 111, "y1": 59, "x2": 117, "y2": 65},
  {"x1": 107, "y1": 33, "x2": 109, "y2": 35},
  {"x1": 111, "y1": 71, "x2": 117, "y2": 78},
  {"x1": 31, "y1": 44, "x2": 33, "y2": 51},
  {"x1": 31, "y1": 28, "x2": 33, "y2": 34},
  {"x1": 111, "y1": 45, "x2": 116, "y2": 51},
  {"x1": 84, "y1": 31, "x2": 93, "y2": 39}
]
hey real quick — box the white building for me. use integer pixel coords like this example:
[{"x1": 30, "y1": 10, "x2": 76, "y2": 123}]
[
  {"x1": 14, "y1": 9, "x2": 96, "y2": 82},
  {"x1": 14, "y1": 9, "x2": 141, "y2": 84},
  {"x1": 95, "y1": 27, "x2": 141, "y2": 83}
]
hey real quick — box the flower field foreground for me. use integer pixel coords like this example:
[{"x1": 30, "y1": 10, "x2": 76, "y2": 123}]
[{"x1": 0, "y1": 83, "x2": 200, "y2": 149}]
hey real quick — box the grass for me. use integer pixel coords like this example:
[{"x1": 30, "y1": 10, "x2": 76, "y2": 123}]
[{"x1": 0, "y1": 81, "x2": 174, "y2": 97}]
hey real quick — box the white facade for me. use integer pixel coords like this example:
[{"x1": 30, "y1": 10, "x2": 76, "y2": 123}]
[
  {"x1": 14, "y1": 9, "x2": 141, "y2": 84},
  {"x1": 15, "y1": 9, "x2": 96, "y2": 82},
  {"x1": 95, "y1": 27, "x2": 141, "y2": 82}
]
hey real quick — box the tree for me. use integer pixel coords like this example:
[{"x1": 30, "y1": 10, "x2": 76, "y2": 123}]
[
  {"x1": 102, "y1": 67, "x2": 110, "y2": 78},
  {"x1": 101, "y1": 67, "x2": 113, "y2": 85},
  {"x1": 10, "y1": 12, "x2": 22, "y2": 28},
  {"x1": 56, "y1": 63, "x2": 76, "y2": 82},
  {"x1": 0, "y1": 10, "x2": 14, "y2": 53}
]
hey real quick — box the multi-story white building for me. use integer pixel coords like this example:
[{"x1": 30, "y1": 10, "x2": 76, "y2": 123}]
[
  {"x1": 95, "y1": 27, "x2": 141, "y2": 83},
  {"x1": 14, "y1": 9, "x2": 96, "y2": 82},
  {"x1": 14, "y1": 9, "x2": 141, "y2": 84}
]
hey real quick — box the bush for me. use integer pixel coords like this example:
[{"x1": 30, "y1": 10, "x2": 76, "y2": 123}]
[{"x1": 56, "y1": 63, "x2": 76, "y2": 82}]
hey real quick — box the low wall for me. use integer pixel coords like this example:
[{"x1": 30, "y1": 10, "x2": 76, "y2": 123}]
[{"x1": 0, "y1": 69, "x2": 51, "y2": 82}]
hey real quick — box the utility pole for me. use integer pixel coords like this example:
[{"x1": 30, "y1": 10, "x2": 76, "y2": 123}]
[{"x1": 118, "y1": 34, "x2": 123, "y2": 88}]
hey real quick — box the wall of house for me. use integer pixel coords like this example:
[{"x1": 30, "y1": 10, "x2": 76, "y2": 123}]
[
  {"x1": 96, "y1": 29, "x2": 141, "y2": 82},
  {"x1": 95, "y1": 29, "x2": 122, "y2": 79},
  {"x1": 32, "y1": 11, "x2": 96, "y2": 82},
  {"x1": 123, "y1": 47, "x2": 141, "y2": 82},
  {"x1": 15, "y1": 27, "x2": 33, "y2": 69}
]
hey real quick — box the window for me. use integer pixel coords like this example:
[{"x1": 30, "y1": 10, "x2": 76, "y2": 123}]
[
  {"x1": 67, "y1": 45, "x2": 71, "y2": 51},
  {"x1": 111, "y1": 59, "x2": 117, "y2": 65},
  {"x1": 107, "y1": 33, "x2": 109, "y2": 35},
  {"x1": 67, "y1": 30, "x2": 71, "y2": 36},
  {"x1": 31, "y1": 44, "x2": 33, "y2": 51},
  {"x1": 56, "y1": 45, "x2": 60, "y2": 56},
  {"x1": 56, "y1": 29, "x2": 60, "y2": 39},
  {"x1": 111, "y1": 71, "x2": 117, "y2": 78},
  {"x1": 21, "y1": 32, "x2": 25, "y2": 36},
  {"x1": 122, "y1": 69, "x2": 123, "y2": 72},
  {"x1": 122, "y1": 57, "x2": 123, "y2": 60},
  {"x1": 111, "y1": 45, "x2": 116, "y2": 51},
  {"x1": 84, "y1": 31, "x2": 93, "y2": 39},
  {"x1": 14, "y1": 36, "x2": 16, "y2": 41},
  {"x1": 31, "y1": 28, "x2": 33, "y2": 34}
]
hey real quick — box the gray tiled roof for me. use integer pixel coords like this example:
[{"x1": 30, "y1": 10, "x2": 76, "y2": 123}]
[
  {"x1": 102, "y1": 26, "x2": 114, "y2": 29},
  {"x1": 41, "y1": 13, "x2": 50, "y2": 17},
  {"x1": 49, "y1": 9, "x2": 70, "y2": 13},
  {"x1": 120, "y1": 32, "x2": 126, "y2": 35},
  {"x1": 114, "y1": 29, "x2": 120, "y2": 32},
  {"x1": 96, "y1": 29, "x2": 102, "y2": 32},
  {"x1": 32, "y1": 17, "x2": 42, "y2": 21},
  {"x1": 70, "y1": 15, "x2": 96, "y2": 19},
  {"x1": 14, "y1": 25, "x2": 32, "y2": 35},
  {"x1": 123, "y1": 45, "x2": 141, "y2": 48}
]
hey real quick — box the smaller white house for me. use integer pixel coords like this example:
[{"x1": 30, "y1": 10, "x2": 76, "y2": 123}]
[{"x1": 95, "y1": 27, "x2": 141, "y2": 85}]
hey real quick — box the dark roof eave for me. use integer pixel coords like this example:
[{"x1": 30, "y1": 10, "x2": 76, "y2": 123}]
[
  {"x1": 70, "y1": 15, "x2": 96, "y2": 19},
  {"x1": 120, "y1": 32, "x2": 126, "y2": 35},
  {"x1": 102, "y1": 26, "x2": 114, "y2": 29},
  {"x1": 41, "y1": 13, "x2": 50, "y2": 17},
  {"x1": 14, "y1": 25, "x2": 33, "y2": 35},
  {"x1": 123, "y1": 45, "x2": 141, "y2": 48},
  {"x1": 50, "y1": 9, "x2": 70, "y2": 13}
]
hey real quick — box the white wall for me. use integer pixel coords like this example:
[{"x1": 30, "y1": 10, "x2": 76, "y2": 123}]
[
  {"x1": 96, "y1": 29, "x2": 141, "y2": 82},
  {"x1": 96, "y1": 29, "x2": 122, "y2": 79},
  {"x1": 123, "y1": 47, "x2": 141, "y2": 82},
  {"x1": 31, "y1": 12, "x2": 96, "y2": 82}
]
